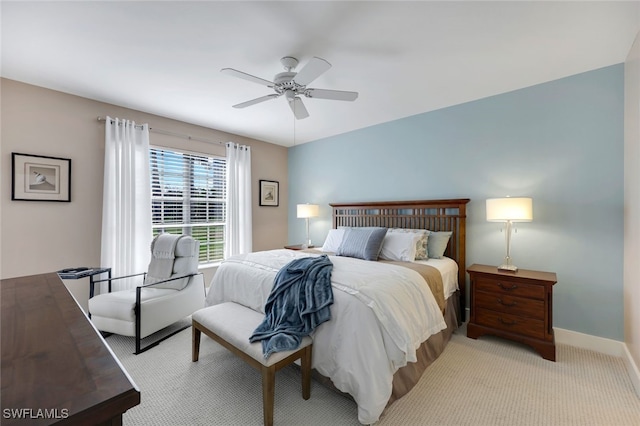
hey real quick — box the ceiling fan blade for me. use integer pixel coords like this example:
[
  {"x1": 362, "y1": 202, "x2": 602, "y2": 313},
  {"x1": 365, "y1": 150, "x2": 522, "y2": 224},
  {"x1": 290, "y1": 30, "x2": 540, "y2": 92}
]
[
  {"x1": 221, "y1": 68, "x2": 274, "y2": 87},
  {"x1": 233, "y1": 94, "x2": 280, "y2": 109},
  {"x1": 289, "y1": 97, "x2": 309, "y2": 120},
  {"x1": 305, "y1": 88, "x2": 358, "y2": 101},
  {"x1": 293, "y1": 57, "x2": 331, "y2": 86}
]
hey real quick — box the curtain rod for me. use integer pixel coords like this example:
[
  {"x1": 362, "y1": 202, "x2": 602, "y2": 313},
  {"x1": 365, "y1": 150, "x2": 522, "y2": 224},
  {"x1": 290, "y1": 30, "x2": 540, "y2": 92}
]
[{"x1": 96, "y1": 116, "x2": 225, "y2": 146}]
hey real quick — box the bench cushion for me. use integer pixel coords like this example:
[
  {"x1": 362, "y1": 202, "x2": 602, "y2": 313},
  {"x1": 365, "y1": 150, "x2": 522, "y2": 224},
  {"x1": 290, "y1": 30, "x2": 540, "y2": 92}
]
[{"x1": 193, "y1": 303, "x2": 312, "y2": 367}]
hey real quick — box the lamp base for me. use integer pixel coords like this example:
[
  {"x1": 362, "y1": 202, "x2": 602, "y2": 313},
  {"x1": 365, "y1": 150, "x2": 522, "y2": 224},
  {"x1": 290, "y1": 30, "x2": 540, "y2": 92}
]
[{"x1": 498, "y1": 264, "x2": 518, "y2": 272}]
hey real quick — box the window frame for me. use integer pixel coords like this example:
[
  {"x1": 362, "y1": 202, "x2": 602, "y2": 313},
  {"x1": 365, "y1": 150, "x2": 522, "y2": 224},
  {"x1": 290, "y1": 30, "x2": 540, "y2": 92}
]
[{"x1": 149, "y1": 145, "x2": 226, "y2": 266}]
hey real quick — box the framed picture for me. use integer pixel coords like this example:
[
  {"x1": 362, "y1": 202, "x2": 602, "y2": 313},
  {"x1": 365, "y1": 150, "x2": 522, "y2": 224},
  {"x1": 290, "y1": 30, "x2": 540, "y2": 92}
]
[
  {"x1": 11, "y1": 153, "x2": 71, "y2": 202},
  {"x1": 259, "y1": 179, "x2": 279, "y2": 207}
]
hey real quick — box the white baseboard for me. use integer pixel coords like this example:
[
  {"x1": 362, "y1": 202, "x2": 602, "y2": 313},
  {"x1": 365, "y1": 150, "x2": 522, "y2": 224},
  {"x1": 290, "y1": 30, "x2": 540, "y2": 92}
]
[
  {"x1": 554, "y1": 327, "x2": 624, "y2": 357},
  {"x1": 554, "y1": 327, "x2": 640, "y2": 399},
  {"x1": 464, "y1": 315, "x2": 626, "y2": 357},
  {"x1": 622, "y1": 344, "x2": 640, "y2": 399}
]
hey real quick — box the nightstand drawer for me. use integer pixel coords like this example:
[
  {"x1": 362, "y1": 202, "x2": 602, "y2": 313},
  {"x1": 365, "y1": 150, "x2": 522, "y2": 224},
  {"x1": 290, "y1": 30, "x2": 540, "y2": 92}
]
[
  {"x1": 475, "y1": 277, "x2": 545, "y2": 300},
  {"x1": 475, "y1": 291, "x2": 545, "y2": 320},
  {"x1": 476, "y1": 308, "x2": 545, "y2": 340}
]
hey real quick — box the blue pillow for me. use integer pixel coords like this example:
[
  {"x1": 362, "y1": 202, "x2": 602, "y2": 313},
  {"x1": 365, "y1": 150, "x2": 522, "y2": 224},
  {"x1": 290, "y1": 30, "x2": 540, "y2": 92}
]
[
  {"x1": 337, "y1": 227, "x2": 388, "y2": 261},
  {"x1": 427, "y1": 231, "x2": 452, "y2": 259}
]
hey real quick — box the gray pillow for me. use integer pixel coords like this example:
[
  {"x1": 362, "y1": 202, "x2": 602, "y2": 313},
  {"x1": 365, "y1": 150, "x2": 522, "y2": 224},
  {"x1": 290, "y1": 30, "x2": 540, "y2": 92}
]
[
  {"x1": 337, "y1": 227, "x2": 388, "y2": 261},
  {"x1": 427, "y1": 231, "x2": 452, "y2": 259}
]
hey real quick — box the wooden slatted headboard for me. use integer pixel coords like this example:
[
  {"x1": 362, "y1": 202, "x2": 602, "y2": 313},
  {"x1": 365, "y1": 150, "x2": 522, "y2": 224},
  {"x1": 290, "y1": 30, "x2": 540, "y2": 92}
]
[{"x1": 330, "y1": 199, "x2": 470, "y2": 320}]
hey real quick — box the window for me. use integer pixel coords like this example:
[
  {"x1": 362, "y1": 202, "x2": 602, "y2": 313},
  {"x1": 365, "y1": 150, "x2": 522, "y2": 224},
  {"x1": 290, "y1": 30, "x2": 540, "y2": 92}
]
[{"x1": 150, "y1": 147, "x2": 226, "y2": 264}]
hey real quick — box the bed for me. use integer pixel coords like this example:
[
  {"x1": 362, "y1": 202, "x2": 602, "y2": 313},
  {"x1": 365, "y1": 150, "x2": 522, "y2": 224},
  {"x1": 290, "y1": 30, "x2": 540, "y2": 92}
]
[{"x1": 205, "y1": 199, "x2": 469, "y2": 424}]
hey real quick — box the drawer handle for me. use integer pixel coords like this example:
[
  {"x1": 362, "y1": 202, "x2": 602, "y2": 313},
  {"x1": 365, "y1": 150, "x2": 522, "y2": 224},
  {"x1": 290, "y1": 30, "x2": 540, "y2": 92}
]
[
  {"x1": 498, "y1": 318, "x2": 517, "y2": 326},
  {"x1": 497, "y1": 298, "x2": 517, "y2": 307},
  {"x1": 497, "y1": 282, "x2": 518, "y2": 291}
]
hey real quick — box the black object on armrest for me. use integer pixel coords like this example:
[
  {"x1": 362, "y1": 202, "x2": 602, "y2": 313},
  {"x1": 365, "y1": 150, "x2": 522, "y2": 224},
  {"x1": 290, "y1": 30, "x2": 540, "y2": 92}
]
[{"x1": 59, "y1": 267, "x2": 89, "y2": 273}]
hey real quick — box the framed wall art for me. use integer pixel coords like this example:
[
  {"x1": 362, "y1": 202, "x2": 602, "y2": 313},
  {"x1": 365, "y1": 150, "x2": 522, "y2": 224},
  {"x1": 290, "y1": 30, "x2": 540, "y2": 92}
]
[
  {"x1": 259, "y1": 179, "x2": 279, "y2": 207},
  {"x1": 12, "y1": 153, "x2": 71, "y2": 202}
]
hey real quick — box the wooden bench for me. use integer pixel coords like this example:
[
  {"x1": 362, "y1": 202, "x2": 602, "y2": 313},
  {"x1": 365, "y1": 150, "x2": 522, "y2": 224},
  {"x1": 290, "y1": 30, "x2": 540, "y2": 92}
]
[{"x1": 192, "y1": 302, "x2": 312, "y2": 426}]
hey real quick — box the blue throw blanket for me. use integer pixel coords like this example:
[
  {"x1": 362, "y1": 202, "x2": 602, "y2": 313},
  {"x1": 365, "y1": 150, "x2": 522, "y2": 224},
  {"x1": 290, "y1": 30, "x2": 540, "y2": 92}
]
[{"x1": 250, "y1": 255, "x2": 334, "y2": 358}]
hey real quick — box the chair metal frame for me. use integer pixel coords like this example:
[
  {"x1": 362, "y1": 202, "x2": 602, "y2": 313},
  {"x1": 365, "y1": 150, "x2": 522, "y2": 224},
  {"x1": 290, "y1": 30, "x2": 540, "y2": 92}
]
[{"x1": 94, "y1": 272, "x2": 205, "y2": 354}]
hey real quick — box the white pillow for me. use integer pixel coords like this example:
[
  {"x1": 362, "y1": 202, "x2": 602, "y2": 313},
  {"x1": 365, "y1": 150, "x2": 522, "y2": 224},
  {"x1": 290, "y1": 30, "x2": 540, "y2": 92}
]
[
  {"x1": 379, "y1": 231, "x2": 421, "y2": 262},
  {"x1": 388, "y1": 228, "x2": 429, "y2": 259},
  {"x1": 321, "y1": 228, "x2": 346, "y2": 252}
]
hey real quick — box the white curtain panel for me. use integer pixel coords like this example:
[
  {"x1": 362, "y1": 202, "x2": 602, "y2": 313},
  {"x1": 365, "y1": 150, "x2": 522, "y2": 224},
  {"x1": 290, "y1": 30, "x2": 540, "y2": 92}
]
[
  {"x1": 225, "y1": 142, "x2": 252, "y2": 258},
  {"x1": 101, "y1": 116, "x2": 152, "y2": 291}
]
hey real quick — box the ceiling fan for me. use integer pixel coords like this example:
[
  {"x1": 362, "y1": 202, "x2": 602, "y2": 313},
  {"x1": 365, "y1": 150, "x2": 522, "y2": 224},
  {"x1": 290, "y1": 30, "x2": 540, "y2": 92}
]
[{"x1": 221, "y1": 56, "x2": 358, "y2": 120}]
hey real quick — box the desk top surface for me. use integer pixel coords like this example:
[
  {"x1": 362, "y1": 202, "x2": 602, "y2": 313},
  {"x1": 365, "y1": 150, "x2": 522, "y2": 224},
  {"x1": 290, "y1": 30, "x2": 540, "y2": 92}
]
[{"x1": 1, "y1": 272, "x2": 140, "y2": 425}]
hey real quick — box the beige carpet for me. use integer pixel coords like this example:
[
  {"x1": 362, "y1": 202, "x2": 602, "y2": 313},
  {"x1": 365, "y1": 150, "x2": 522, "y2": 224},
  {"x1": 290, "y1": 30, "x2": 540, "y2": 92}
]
[{"x1": 107, "y1": 322, "x2": 640, "y2": 425}]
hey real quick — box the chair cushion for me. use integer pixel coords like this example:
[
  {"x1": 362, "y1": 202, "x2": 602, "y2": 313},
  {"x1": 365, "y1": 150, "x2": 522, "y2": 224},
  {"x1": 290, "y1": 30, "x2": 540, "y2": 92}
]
[
  {"x1": 193, "y1": 303, "x2": 312, "y2": 367},
  {"x1": 89, "y1": 287, "x2": 178, "y2": 322}
]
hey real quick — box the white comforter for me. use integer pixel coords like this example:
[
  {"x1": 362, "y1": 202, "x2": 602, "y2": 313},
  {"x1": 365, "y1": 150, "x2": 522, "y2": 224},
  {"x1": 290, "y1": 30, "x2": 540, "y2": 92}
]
[{"x1": 205, "y1": 249, "x2": 447, "y2": 424}]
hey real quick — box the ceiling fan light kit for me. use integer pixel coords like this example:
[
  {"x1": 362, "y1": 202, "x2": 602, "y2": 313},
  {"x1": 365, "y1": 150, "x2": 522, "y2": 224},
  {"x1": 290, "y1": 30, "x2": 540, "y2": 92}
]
[{"x1": 221, "y1": 56, "x2": 358, "y2": 119}]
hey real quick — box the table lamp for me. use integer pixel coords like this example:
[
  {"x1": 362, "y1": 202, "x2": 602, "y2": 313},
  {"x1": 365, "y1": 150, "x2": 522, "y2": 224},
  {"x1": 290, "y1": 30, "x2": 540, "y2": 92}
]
[
  {"x1": 297, "y1": 204, "x2": 319, "y2": 248},
  {"x1": 486, "y1": 197, "x2": 533, "y2": 272}
]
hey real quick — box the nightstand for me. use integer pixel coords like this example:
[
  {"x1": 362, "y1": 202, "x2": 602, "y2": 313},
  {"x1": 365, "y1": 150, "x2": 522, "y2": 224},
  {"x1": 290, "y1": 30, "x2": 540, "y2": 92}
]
[
  {"x1": 467, "y1": 264, "x2": 558, "y2": 361},
  {"x1": 284, "y1": 244, "x2": 315, "y2": 250}
]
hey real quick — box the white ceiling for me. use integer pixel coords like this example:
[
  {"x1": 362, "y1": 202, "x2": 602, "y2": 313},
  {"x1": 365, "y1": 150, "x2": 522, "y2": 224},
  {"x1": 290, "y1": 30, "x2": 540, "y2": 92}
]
[{"x1": 2, "y1": 1, "x2": 639, "y2": 147}]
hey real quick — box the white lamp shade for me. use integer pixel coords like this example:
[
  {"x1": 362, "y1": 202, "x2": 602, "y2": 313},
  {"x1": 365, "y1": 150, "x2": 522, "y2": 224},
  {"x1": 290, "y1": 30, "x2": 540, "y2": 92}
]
[
  {"x1": 486, "y1": 197, "x2": 533, "y2": 222},
  {"x1": 297, "y1": 204, "x2": 319, "y2": 218}
]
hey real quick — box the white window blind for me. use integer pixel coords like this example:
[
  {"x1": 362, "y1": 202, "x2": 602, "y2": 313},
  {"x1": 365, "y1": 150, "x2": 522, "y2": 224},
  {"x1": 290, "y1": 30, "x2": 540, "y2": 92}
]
[{"x1": 150, "y1": 147, "x2": 226, "y2": 264}]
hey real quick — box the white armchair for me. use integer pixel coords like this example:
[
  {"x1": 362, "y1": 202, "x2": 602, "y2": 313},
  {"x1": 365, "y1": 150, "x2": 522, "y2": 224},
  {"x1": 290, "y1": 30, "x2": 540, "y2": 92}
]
[{"x1": 89, "y1": 234, "x2": 205, "y2": 354}]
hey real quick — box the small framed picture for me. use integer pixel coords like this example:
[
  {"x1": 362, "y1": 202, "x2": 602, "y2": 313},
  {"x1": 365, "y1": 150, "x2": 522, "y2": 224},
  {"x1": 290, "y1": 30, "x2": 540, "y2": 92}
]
[
  {"x1": 12, "y1": 153, "x2": 71, "y2": 202},
  {"x1": 259, "y1": 179, "x2": 279, "y2": 207}
]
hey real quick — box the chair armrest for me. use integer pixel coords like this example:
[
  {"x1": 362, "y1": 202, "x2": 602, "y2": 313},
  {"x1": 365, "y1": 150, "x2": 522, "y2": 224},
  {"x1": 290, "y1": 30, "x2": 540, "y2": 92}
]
[
  {"x1": 140, "y1": 273, "x2": 200, "y2": 288},
  {"x1": 93, "y1": 272, "x2": 146, "y2": 284}
]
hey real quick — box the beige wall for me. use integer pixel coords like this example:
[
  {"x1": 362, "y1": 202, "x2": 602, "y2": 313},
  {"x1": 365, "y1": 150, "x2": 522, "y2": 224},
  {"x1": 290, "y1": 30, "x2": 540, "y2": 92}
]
[
  {"x1": 0, "y1": 78, "x2": 288, "y2": 309},
  {"x1": 624, "y1": 30, "x2": 640, "y2": 390}
]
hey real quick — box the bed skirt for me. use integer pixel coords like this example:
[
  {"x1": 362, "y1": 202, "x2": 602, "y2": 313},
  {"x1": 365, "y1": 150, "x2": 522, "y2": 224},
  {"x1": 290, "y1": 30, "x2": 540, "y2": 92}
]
[{"x1": 386, "y1": 291, "x2": 460, "y2": 407}]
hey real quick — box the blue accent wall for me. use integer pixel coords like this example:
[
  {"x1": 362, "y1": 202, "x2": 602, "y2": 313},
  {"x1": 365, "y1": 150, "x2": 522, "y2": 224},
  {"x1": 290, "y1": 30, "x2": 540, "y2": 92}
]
[{"x1": 288, "y1": 64, "x2": 624, "y2": 340}]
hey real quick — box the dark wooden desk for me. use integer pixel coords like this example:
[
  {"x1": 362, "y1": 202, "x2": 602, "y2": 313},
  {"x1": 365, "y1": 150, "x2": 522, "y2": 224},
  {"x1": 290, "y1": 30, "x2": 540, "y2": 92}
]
[{"x1": 1, "y1": 272, "x2": 140, "y2": 425}]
